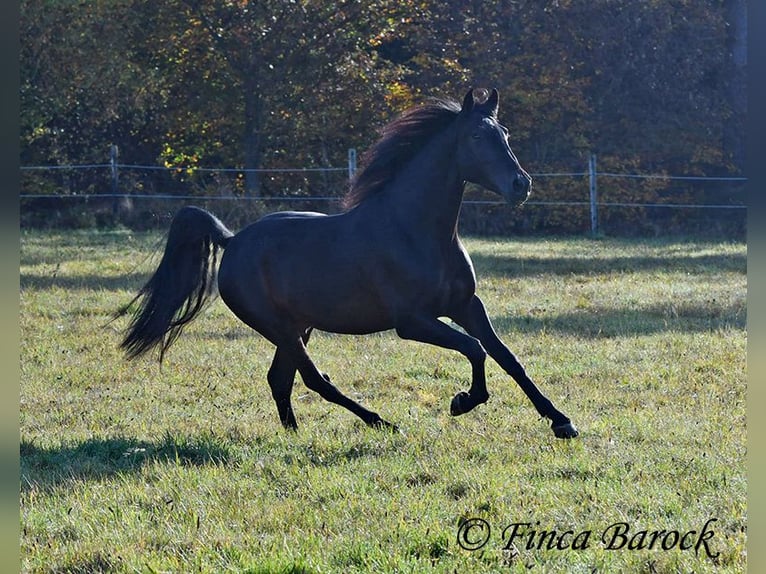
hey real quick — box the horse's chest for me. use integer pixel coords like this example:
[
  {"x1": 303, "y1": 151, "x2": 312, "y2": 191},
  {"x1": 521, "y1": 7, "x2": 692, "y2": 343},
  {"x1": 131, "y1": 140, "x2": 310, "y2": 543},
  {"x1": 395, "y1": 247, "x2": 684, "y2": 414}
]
[
  {"x1": 439, "y1": 262, "x2": 476, "y2": 305},
  {"x1": 411, "y1": 253, "x2": 476, "y2": 314}
]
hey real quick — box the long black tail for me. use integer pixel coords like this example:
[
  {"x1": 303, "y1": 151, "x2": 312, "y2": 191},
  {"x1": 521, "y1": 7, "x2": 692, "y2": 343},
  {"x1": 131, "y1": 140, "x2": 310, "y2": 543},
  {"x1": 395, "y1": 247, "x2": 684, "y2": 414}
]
[{"x1": 116, "y1": 206, "x2": 234, "y2": 362}]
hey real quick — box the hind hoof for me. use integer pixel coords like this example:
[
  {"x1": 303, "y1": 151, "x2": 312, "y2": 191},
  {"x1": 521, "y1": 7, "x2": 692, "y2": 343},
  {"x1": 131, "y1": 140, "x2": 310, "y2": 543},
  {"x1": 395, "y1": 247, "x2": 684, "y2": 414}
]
[
  {"x1": 552, "y1": 421, "x2": 579, "y2": 439},
  {"x1": 369, "y1": 417, "x2": 400, "y2": 434}
]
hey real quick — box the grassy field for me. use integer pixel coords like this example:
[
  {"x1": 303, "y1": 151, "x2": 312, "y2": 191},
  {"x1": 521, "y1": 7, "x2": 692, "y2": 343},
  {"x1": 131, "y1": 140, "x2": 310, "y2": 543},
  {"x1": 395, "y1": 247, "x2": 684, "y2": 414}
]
[{"x1": 20, "y1": 229, "x2": 746, "y2": 573}]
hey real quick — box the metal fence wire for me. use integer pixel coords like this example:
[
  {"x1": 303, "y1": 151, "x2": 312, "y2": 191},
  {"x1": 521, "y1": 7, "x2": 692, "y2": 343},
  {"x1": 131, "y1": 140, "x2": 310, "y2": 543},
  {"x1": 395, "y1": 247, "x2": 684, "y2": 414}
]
[{"x1": 20, "y1": 153, "x2": 747, "y2": 237}]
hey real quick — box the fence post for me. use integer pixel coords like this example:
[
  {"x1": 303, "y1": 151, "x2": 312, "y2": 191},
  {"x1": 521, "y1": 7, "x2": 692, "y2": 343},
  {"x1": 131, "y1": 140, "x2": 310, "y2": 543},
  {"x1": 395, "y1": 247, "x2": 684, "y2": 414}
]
[
  {"x1": 110, "y1": 144, "x2": 119, "y2": 195},
  {"x1": 348, "y1": 148, "x2": 357, "y2": 184},
  {"x1": 588, "y1": 153, "x2": 598, "y2": 237},
  {"x1": 109, "y1": 144, "x2": 132, "y2": 218}
]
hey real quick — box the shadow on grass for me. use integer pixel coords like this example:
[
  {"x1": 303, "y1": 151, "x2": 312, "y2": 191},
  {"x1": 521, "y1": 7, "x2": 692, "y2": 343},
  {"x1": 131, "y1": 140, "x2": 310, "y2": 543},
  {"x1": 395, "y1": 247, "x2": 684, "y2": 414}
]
[
  {"x1": 492, "y1": 300, "x2": 746, "y2": 338},
  {"x1": 21, "y1": 250, "x2": 746, "y2": 292},
  {"x1": 20, "y1": 430, "x2": 406, "y2": 493},
  {"x1": 20, "y1": 432, "x2": 231, "y2": 492},
  {"x1": 299, "y1": 436, "x2": 401, "y2": 468},
  {"x1": 20, "y1": 272, "x2": 149, "y2": 292},
  {"x1": 470, "y1": 250, "x2": 746, "y2": 279}
]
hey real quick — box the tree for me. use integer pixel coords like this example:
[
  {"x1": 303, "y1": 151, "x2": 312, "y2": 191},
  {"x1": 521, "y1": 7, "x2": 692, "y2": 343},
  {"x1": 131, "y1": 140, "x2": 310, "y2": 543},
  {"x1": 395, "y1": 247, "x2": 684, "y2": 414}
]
[
  {"x1": 382, "y1": 0, "x2": 738, "y2": 233},
  {"x1": 723, "y1": 0, "x2": 746, "y2": 173},
  {"x1": 20, "y1": 0, "x2": 742, "y2": 234},
  {"x1": 157, "y1": 0, "x2": 412, "y2": 195},
  {"x1": 21, "y1": 0, "x2": 176, "y2": 196}
]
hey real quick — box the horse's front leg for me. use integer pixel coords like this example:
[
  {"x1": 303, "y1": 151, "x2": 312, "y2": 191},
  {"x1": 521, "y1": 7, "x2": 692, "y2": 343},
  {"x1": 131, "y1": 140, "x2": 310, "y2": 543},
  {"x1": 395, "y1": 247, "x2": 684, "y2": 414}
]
[
  {"x1": 450, "y1": 295, "x2": 579, "y2": 439},
  {"x1": 395, "y1": 315, "x2": 490, "y2": 416}
]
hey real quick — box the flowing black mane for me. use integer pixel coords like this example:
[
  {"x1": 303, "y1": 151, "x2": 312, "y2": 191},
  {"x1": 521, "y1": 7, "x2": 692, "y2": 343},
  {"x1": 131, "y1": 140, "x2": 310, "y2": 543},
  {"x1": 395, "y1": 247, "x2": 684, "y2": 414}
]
[{"x1": 343, "y1": 99, "x2": 462, "y2": 210}]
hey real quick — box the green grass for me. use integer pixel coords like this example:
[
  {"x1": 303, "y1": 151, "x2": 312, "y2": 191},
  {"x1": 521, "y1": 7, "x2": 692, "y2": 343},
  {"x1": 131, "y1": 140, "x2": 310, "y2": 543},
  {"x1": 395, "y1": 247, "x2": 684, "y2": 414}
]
[{"x1": 20, "y1": 229, "x2": 746, "y2": 573}]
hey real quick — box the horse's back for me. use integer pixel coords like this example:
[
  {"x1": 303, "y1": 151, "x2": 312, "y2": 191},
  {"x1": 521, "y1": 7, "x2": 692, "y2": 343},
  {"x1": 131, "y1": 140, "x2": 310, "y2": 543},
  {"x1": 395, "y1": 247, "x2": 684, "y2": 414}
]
[
  {"x1": 257, "y1": 210, "x2": 329, "y2": 221},
  {"x1": 217, "y1": 209, "x2": 389, "y2": 332},
  {"x1": 219, "y1": 209, "x2": 338, "y2": 286}
]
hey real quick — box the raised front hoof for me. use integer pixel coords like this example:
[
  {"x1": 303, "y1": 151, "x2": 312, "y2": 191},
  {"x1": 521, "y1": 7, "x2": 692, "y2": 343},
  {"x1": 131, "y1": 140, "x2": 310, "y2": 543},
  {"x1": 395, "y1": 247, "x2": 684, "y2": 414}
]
[
  {"x1": 450, "y1": 390, "x2": 488, "y2": 416},
  {"x1": 551, "y1": 421, "x2": 579, "y2": 439},
  {"x1": 450, "y1": 391, "x2": 482, "y2": 416}
]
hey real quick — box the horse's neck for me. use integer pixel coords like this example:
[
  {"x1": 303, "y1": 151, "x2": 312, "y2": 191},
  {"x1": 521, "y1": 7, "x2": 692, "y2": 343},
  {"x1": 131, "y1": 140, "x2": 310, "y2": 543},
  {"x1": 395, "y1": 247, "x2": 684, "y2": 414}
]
[{"x1": 387, "y1": 130, "x2": 465, "y2": 241}]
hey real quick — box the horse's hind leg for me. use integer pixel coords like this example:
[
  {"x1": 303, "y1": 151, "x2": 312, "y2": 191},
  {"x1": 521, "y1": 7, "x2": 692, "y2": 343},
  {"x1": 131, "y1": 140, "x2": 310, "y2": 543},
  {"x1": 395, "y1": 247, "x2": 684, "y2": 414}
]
[
  {"x1": 267, "y1": 347, "x2": 299, "y2": 430},
  {"x1": 279, "y1": 336, "x2": 397, "y2": 431},
  {"x1": 266, "y1": 329, "x2": 314, "y2": 430}
]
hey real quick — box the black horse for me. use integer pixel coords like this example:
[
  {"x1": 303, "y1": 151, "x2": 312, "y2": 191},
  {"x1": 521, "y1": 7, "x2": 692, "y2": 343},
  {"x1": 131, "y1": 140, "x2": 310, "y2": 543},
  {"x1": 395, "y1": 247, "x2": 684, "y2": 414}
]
[{"x1": 118, "y1": 88, "x2": 578, "y2": 439}]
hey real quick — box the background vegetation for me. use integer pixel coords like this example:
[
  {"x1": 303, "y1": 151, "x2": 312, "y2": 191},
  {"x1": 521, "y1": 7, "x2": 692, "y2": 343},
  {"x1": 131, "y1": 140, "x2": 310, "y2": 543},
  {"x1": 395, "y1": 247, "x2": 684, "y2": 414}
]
[
  {"x1": 20, "y1": 0, "x2": 746, "y2": 235},
  {"x1": 20, "y1": 230, "x2": 746, "y2": 572}
]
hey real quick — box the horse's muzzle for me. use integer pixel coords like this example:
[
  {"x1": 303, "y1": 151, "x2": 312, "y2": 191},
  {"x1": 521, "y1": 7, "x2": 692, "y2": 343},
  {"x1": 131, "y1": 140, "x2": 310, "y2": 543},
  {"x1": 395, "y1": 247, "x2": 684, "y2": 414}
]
[{"x1": 504, "y1": 173, "x2": 531, "y2": 206}]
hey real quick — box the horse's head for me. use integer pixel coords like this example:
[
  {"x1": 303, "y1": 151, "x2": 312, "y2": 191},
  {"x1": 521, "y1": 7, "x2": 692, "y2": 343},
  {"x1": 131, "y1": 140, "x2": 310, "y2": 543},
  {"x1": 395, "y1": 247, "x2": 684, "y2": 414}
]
[{"x1": 455, "y1": 88, "x2": 532, "y2": 207}]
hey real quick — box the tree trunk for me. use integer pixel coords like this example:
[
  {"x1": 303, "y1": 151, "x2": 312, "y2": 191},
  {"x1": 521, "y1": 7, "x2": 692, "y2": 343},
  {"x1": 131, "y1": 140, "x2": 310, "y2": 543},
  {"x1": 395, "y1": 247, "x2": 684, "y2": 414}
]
[{"x1": 723, "y1": 0, "x2": 746, "y2": 173}]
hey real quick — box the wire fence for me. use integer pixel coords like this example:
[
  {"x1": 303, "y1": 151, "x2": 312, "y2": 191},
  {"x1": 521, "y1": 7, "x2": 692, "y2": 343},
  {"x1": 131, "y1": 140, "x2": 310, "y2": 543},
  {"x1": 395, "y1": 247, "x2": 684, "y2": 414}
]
[{"x1": 20, "y1": 156, "x2": 747, "y2": 237}]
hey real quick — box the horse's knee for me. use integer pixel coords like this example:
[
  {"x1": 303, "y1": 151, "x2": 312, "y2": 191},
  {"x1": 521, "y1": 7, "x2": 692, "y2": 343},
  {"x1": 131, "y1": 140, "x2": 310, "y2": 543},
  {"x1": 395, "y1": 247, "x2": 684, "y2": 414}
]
[{"x1": 466, "y1": 339, "x2": 487, "y2": 366}]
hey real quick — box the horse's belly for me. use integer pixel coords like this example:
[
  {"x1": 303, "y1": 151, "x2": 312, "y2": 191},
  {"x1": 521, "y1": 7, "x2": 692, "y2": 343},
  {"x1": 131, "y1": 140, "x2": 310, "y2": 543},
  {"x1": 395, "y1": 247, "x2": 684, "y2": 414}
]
[{"x1": 286, "y1": 283, "x2": 396, "y2": 335}]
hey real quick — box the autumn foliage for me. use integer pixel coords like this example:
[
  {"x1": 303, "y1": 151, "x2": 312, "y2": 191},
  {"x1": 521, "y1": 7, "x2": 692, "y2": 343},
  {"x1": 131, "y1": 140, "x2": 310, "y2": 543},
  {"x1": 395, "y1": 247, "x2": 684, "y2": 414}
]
[{"x1": 20, "y1": 0, "x2": 746, "y2": 235}]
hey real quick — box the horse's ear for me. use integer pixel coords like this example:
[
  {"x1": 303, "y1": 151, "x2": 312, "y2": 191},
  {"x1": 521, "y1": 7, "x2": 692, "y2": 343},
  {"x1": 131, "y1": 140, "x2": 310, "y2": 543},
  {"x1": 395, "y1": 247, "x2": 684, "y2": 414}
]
[
  {"x1": 461, "y1": 89, "x2": 475, "y2": 114},
  {"x1": 486, "y1": 88, "x2": 499, "y2": 117}
]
